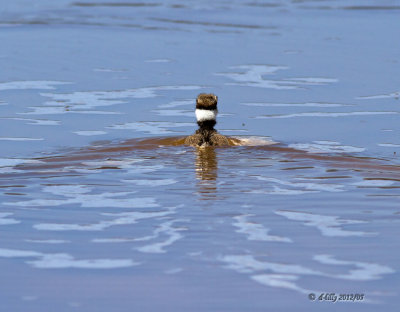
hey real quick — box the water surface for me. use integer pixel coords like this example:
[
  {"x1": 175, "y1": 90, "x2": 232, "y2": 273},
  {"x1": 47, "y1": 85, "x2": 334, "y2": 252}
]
[{"x1": 1, "y1": 1, "x2": 399, "y2": 311}]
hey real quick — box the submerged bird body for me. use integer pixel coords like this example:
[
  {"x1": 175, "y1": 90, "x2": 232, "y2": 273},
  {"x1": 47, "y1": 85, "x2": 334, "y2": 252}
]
[
  {"x1": 184, "y1": 93, "x2": 233, "y2": 147},
  {"x1": 184, "y1": 129, "x2": 231, "y2": 147}
]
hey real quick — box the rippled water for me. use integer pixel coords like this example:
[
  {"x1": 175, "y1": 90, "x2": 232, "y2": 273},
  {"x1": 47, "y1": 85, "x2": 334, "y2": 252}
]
[{"x1": 1, "y1": 1, "x2": 399, "y2": 311}]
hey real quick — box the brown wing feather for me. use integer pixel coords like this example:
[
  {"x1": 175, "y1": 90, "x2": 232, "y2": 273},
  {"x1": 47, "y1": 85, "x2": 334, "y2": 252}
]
[
  {"x1": 184, "y1": 132, "x2": 238, "y2": 147},
  {"x1": 184, "y1": 133, "x2": 202, "y2": 146}
]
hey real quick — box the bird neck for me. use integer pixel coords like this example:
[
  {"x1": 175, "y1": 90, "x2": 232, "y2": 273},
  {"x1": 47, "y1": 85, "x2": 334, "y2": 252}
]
[
  {"x1": 197, "y1": 120, "x2": 216, "y2": 132},
  {"x1": 196, "y1": 120, "x2": 217, "y2": 145}
]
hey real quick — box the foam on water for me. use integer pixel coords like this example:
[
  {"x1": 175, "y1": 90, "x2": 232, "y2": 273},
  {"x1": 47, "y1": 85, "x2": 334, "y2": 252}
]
[
  {"x1": 92, "y1": 238, "x2": 140, "y2": 243},
  {"x1": 288, "y1": 141, "x2": 365, "y2": 154},
  {"x1": 25, "y1": 239, "x2": 71, "y2": 244},
  {"x1": 0, "y1": 248, "x2": 138, "y2": 269},
  {"x1": 108, "y1": 121, "x2": 193, "y2": 134},
  {"x1": 353, "y1": 179, "x2": 395, "y2": 187},
  {"x1": 21, "y1": 107, "x2": 122, "y2": 115},
  {"x1": 257, "y1": 176, "x2": 344, "y2": 193},
  {"x1": 313, "y1": 254, "x2": 395, "y2": 280},
  {"x1": 233, "y1": 136, "x2": 276, "y2": 146},
  {"x1": 256, "y1": 111, "x2": 398, "y2": 119},
  {"x1": 220, "y1": 254, "x2": 321, "y2": 294},
  {"x1": 233, "y1": 214, "x2": 292, "y2": 243},
  {"x1": 13, "y1": 85, "x2": 201, "y2": 116},
  {"x1": 34, "y1": 210, "x2": 173, "y2": 232},
  {"x1": 251, "y1": 274, "x2": 311, "y2": 294},
  {"x1": 158, "y1": 99, "x2": 193, "y2": 108},
  {"x1": 122, "y1": 179, "x2": 177, "y2": 186},
  {"x1": 136, "y1": 219, "x2": 187, "y2": 254},
  {"x1": 357, "y1": 91, "x2": 400, "y2": 100},
  {"x1": 0, "y1": 81, "x2": 70, "y2": 91},
  {"x1": 0, "y1": 137, "x2": 44, "y2": 141},
  {"x1": 243, "y1": 102, "x2": 349, "y2": 108},
  {"x1": 6, "y1": 184, "x2": 159, "y2": 209},
  {"x1": 93, "y1": 68, "x2": 128, "y2": 72},
  {"x1": 81, "y1": 159, "x2": 145, "y2": 169},
  {"x1": 0, "y1": 117, "x2": 60, "y2": 126},
  {"x1": 216, "y1": 65, "x2": 337, "y2": 90},
  {"x1": 0, "y1": 158, "x2": 43, "y2": 167},
  {"x1": 0, "y1": 213, "x2": 20, "y2": 225},
  {"x1": 220, "y1": 252, "x2": 394, "y2": 295},
  {"x1": 74, "y1": 130, "x2": 107, "y2": 136},
  {"x1": 275, "y1": 210, "x2": 375, "y2": 237},
  {"x1": 378, "y1": 143, "x2": 400, "y2": 148},
  {"x1": 151, "y1": 109, "x2": 193, "y2": 117}
]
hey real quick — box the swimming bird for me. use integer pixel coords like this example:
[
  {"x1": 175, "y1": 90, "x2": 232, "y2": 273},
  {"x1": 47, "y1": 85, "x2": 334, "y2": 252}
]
[{"x1": 184, "y1": 93, "x2": 233, "y2": 147}]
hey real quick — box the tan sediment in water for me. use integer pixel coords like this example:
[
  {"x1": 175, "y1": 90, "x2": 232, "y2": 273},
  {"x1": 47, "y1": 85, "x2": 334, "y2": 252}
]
[
  {"x1": 132, "y1": 135, "x2": 276, "y2": 147},
  {"x1": 2, "y1": 136, "x2": 399, "y2": 181},
  {"x1": 136, "y1": 135, "x2": 244, "y2": 147}
]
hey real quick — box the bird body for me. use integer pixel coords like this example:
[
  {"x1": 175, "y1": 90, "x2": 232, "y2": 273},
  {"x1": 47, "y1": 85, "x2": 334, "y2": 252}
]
[{"x1": 184, "y1": 94, "x2": 236, "y2": 147}]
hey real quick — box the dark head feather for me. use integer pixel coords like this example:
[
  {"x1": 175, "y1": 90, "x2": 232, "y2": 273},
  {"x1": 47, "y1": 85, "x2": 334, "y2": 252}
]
[{"x1": 196, "y1": 93, "x2": 218, "y2": 110}]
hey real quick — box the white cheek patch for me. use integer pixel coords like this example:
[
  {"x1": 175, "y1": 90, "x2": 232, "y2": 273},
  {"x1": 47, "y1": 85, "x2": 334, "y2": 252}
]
[{"x1": 195, "y1": 109, "x2": 217, "y2": 122}]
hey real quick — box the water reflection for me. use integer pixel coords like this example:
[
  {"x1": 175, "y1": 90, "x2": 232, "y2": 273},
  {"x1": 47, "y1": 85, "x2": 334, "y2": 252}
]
[
  {"x1": 194, "y1": 147, "x2": 218, "y2": 198},
  {"x1": 0, "y1": 135, "x2": 399, "y2": 306}
]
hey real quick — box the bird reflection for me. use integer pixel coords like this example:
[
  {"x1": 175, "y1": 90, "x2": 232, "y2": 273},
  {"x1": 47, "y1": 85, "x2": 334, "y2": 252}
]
[{"x1": 194, "y1": 146, "x2": 218, "y2": 199}]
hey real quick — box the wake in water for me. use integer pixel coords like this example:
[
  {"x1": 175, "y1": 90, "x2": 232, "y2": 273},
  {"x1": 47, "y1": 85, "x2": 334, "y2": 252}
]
[
  {"x1": 1, "y1": 135, "x2": 399, "y2": 182},
  {"x1": 1, "y1": 135, "x2": 399, "y2": 309}
]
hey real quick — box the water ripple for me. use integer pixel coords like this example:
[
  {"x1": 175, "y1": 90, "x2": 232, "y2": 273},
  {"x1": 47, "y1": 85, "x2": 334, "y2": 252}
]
[
  {"x1": 313, "y1": 254, "x2": 395, "y2": 280},
  {"x1": 34, "y1": 210, "x2": 172, "y2": 232},
  {"x1": 275, "y1": 210, "x2": 375, "y2": 237},
  {"x1": 0, "y1": 213, "x2": 20, "y2": 225},
  {"x1": 216, "y1": 65, "x2": 337, "y2": 90},
  {"x1": 0, "y1": 81, "x2": 70, "y2": 91},
  {"x1": 220, "y1": 253, "x2": 394, "y2": 294},
  {"x1": 108, "y1": 121, "x2": 192, "y2": 134},
  {"x1": 233, "y1": 214, "x2": 292, "y2": 242},
  {"x1": 136, "y1": 219, "x2": 187, "y2": 254},
  {"x1": 0, "y1": 248, "x2": 138, "y2": 269},
  {"x1": 288, "y1": 141, "x2": 365, "y2": 154},
  {"x1": 256, "y1": 111, "x2": 398, "y2": 119},
  {"x1": 357, "y1": 91, "x2": 400, "y2": 100},
  {"x1": 6, "y1": 184, "x2": 159, "y2": 209}
]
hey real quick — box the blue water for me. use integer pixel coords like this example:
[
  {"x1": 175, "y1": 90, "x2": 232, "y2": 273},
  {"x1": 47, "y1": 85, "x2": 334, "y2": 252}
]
[{"x1": 1, "y1": 1, "x2": 399, "y2": 311}]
